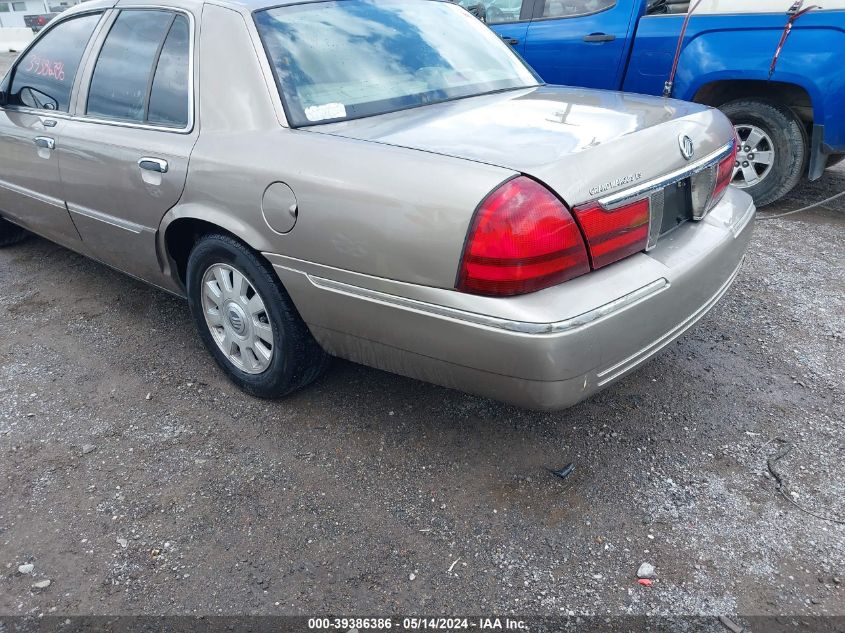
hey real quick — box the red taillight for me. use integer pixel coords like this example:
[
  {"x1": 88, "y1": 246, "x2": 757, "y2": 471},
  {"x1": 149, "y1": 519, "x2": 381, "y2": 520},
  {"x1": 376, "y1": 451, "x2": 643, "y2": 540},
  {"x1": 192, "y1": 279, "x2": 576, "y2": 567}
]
[
  {"x1": 711, "y1": 140, "x2": 737, "y2": 206},
  {"x1": 457, "y1": 176, "x2": 590, "y2": 296},
  {"x1": 571, "y1": 197, "x2": 650, "y2": 270}
]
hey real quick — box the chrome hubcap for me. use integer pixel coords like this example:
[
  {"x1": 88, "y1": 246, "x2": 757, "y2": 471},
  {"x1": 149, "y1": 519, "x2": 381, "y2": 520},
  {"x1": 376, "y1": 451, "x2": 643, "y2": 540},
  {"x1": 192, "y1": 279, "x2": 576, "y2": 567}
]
[
  {"x1": 733, "y1": 124, "x2": 775, "y2": 188},
  {"x1": 227, "y1": 303, "x2": 247, "y2": 335},
  {"x1": 201, "y1": 263, "x2": 274, "y2": 374}
]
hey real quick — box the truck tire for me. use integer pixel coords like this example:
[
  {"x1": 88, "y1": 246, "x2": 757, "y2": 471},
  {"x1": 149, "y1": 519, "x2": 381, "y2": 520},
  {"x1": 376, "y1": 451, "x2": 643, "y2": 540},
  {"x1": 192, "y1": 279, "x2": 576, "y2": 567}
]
[
  {"x1": 719, "y1": 99, "x2": 807, "y2": 207},
  {"x1": 0, "y1": 217, "x2": 28, "y2": 247}
]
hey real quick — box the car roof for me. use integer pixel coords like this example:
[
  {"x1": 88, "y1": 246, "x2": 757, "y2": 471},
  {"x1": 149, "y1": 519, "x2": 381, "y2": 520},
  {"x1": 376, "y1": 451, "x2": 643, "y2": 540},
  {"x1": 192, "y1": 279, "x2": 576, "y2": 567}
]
[
  {"x1": 214, "y1": 0, "x2": 328, "y2": 11},
  {"x1": 61, "y1": 0, "x2": 443, "y2": 15},
  {"x1": 695, "y1": 0, "x2": 845, "y2": 13},
  {"x1": 215, "y1": 0, "x2": 446, "y2": 12}
]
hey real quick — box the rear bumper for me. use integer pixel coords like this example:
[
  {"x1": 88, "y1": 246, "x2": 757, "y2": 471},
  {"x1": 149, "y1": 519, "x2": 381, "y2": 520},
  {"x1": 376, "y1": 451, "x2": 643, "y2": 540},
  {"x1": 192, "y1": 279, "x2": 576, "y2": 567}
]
[{"x1": 268, "y1": 187, "x2": 755, "y2": 410}]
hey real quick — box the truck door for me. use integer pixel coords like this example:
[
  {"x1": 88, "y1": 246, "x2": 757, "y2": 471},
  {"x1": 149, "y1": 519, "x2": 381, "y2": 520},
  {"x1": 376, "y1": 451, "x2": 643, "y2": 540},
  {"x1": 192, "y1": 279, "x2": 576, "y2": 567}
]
[{"x1": 522, "y1": 0, "x2": 640, "y2": 89}]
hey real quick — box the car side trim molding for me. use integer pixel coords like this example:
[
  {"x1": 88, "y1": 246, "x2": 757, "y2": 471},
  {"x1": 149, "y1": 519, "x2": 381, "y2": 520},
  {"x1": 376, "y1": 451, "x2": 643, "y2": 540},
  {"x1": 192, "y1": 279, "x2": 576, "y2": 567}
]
[
  {"x1": 68, "y1": 202, "x2": 147, "y2": 234},
  {"x1": 0, "y1": 178, "x2": 66, "y2": 209},
  {"x1": 304, "y1": 273, "x2": 669, "y2": 335}
]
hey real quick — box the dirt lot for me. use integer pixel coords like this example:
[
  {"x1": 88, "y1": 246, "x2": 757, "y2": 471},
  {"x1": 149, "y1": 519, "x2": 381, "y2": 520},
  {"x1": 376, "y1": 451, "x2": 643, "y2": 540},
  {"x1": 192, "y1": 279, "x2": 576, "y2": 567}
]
[{"x1": 0, "y1": 52, "x2": 843, "y2": 621}]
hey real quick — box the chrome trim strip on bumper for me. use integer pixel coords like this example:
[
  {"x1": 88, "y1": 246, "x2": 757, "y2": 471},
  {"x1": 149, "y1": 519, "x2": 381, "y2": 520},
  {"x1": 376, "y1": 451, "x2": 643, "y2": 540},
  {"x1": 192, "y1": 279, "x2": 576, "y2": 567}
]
[
  {"x1": 595, "y1": 255, "x2": 745, "y2": 386},
  {"x1": 305, "y1": 274, "x2": 669, "y2": 336}
]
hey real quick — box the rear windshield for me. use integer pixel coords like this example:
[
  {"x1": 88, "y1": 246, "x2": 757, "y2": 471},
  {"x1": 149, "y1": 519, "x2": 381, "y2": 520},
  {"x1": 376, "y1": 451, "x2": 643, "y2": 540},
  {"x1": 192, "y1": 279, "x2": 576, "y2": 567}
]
[{"x1": 254, "y1": 0, "x2": 539, "y2": 127}]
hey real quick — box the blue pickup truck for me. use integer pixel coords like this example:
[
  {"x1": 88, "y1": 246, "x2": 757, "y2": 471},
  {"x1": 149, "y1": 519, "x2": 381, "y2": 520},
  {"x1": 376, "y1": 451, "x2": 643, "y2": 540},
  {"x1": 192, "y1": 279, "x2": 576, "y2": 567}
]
[{"x1": 472, "y1": 0, "x2": 845, "y2": 206}]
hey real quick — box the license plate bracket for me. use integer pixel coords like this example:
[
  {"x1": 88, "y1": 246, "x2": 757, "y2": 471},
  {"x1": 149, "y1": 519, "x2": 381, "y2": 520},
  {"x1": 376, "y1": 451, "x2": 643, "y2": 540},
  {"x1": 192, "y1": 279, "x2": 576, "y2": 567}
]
[{"x1": 660, "y1": 178, "x2": 693, "y2": 234}]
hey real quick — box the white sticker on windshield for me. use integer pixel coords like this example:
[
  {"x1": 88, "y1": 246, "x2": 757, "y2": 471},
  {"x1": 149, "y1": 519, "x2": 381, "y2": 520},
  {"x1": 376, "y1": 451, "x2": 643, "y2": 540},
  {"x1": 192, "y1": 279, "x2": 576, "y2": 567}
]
[{"x1": 304, "y1": 102, "x2": 347, "y2": 122}]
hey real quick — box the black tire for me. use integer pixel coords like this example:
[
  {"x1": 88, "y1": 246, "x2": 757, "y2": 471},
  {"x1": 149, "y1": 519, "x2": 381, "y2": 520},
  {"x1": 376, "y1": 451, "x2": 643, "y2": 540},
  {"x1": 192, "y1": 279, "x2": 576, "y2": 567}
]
[
  {"x1": 827, "y1": 153, "x2": 845, "y2": 169},
  {"x1": 186, "y1": 233, "x2": 330, "y2": 398},
  {"x1": 719, "y1": 99, "x2": 807, "y2": 207},
  {"x1": 0, "y1": 217, "x2": 28, "y2": 247}
]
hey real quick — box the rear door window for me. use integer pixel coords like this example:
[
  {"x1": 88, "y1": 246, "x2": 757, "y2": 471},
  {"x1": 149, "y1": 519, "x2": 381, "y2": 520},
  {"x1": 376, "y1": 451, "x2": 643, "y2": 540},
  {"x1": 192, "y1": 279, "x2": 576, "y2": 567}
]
[
  {"x1": 87, "y1": 9, "x2": 190, "y2": 127},
  {"x1": 147, "y1": 14, "x2": 190, "y2": 126},
  {"x1": 8, "y1": 12, "x2": 102, "y2": 112}
]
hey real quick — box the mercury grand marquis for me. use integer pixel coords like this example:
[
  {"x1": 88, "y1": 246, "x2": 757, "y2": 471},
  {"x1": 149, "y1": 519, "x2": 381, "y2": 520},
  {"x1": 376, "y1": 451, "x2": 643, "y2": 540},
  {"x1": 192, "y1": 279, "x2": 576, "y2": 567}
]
[{"x1": 0, "y1": 0, "x2": 754, "y2": 409}]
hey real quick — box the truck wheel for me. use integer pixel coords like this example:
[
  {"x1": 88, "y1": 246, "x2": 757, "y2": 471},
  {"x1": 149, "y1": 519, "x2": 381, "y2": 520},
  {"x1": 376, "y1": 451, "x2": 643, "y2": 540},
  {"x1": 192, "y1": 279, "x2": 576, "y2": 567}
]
[
  {"x1": 0, "y1": 217, "x2": 28, "y2": 247},
  {"x1": 719, "y1": 99, "x2": 807, "y2": 207}
]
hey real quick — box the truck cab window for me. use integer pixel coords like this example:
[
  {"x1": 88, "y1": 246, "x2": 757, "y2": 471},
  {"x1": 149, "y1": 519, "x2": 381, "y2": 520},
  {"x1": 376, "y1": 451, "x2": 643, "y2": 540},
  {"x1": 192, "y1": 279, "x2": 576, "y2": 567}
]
[
  {"x1": 484, "y1": 0, "x2": 523, "y2": 24},
  {"x1": 542, "y1": 0, "x2": 615, "y2": 18}
]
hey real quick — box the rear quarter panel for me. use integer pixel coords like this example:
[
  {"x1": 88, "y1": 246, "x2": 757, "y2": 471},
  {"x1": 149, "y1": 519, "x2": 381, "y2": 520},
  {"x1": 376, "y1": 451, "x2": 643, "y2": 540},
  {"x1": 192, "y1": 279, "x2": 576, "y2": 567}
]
[
  {"x1": 165, "y1": 1, "x2": 516, "y2": 292},
  {"x1": 623, "y1": 12, "x2": 845, "y2": 150},
  {"x1": 181, "y1": 127, "x2": 516, "y2": 289}
]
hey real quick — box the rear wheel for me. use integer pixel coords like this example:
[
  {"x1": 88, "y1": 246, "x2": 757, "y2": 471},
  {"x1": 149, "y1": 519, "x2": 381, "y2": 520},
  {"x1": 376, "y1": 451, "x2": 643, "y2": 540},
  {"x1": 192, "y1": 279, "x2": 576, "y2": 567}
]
[
  {"x1": 719, "y1": 99, "x2": 807, "y2": 207},
  {"x1": 186, "y1": 233, "x2": 329, "y2": 398},
  {"x1": 0, "y1": 217, "x2": 28, "y2": 247}
]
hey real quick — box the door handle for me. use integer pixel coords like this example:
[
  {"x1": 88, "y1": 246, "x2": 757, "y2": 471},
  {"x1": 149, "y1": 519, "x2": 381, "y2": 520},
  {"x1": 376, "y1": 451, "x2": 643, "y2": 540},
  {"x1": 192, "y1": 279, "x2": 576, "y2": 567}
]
[
  {"x1": 138, "y1": 157, "x2": 169, "y2": 174},
  {"x1": 42, "y1": 119, "x2": 58, "y2": 128},
  {"x1": 501, "y1": 36, "x2": 519, "y2": 45},
  {"x1": 583, "y1": 33, "x2": 616, "y2": 42},
  {"x1": 34, "y1": 136, "x2": 55, "y2": 150}
]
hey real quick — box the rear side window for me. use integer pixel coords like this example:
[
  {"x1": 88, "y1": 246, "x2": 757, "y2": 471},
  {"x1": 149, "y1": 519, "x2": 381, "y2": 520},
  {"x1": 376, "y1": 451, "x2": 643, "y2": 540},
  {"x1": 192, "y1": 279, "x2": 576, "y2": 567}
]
[
  {"x1": 147, "y1": 15, "x2": 190, "y2": 126},
  {"x1": 87, "y1": 10, "x2": 190, "y2": 127},
  {"x1": 8, "y1": 13, "x2": 101, "y2": 112}
]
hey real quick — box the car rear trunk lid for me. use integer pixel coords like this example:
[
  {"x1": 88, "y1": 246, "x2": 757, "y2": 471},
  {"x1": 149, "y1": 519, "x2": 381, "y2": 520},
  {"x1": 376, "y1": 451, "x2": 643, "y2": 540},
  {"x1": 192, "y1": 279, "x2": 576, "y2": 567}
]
[{"x1": 314, "y1": 85, "x2": 735, "y2": 211}]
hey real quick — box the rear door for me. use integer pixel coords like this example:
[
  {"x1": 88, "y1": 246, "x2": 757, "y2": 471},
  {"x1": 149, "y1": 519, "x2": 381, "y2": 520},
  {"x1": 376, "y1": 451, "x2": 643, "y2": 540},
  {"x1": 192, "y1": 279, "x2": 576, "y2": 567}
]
[
  {"x1": 0, "y1": 11, "x2": 103, "y2": 246},
  {"x1": 522, "y1": 0, "x2": 639, "y2": 88},
  {"x1": 486, "y1": 0, "x2": 535, "y2": 55},
  {"x1": 58, "y1": 3, "x2": 197, "y2": 282}
]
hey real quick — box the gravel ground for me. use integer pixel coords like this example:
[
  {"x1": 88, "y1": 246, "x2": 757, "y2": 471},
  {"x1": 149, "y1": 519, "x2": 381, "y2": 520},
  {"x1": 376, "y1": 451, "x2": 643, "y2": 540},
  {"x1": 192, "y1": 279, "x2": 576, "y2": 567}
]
[{"x1": 0, "y1": 52, "x2": 843, "y2": 621}]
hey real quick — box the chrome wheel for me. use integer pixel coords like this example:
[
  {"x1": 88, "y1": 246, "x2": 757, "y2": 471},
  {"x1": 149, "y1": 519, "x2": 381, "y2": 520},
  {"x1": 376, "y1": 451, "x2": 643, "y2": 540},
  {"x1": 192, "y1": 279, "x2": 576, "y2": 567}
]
[
  {"x1": 201, "y1": 263, "x2": 274, "y2": 374},
  {"x1": 733, "y1": 124, "x2": 775, "y2": 188}
]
